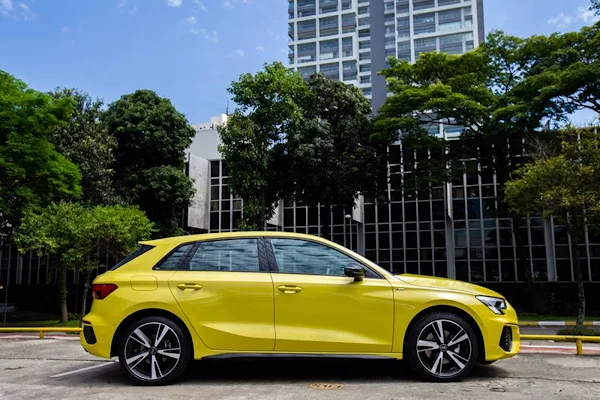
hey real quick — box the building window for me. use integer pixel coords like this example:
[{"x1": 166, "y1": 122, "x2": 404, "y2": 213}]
[
  {"x1": 359, "y1": 63, "x2": 371, "y2": 73},
  {"x1": 319, "y1": 0, "x2": 338, "y2": 14},
  {"x1": 320, "y1": 16, "x2": 339, "y2": 37},
  {"x1": 297, "y1": 0, "x2": 316, "y2": 18},
  {"x1": 297, "y1": 42, "x2": 316, "y2": 63},
  {"x1": 342, "y1": 60, "x2": 357, "y2": 81},
  {"x1": 320, "y1": 39, "x2": 339, "y2": 60},
  {"x1": 342, "y1": 13, "x2": 356, "y2": 33},
  {"x1": 360, "y1": 75, "x2": 371, "y2": 84},
  {"x1": 297, "y1": 19, "x2": 316, "y2": 40},
  {"x1": 298, "y1": 65, "x2": 317, "y2": 80},
  {"x1": 320, "y1": 62, "x2": 340, "y2": 80}
]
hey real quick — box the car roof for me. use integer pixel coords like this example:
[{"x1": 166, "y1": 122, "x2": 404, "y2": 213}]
[{"x1": 139, "y1": 231, "x2": 331, "y2": 246}]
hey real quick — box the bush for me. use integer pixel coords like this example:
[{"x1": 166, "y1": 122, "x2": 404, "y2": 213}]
[{"x1": 557, "y1": 327, "x2": 600, "y2": 337}]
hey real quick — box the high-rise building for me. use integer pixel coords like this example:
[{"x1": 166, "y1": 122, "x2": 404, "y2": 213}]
[{"x1": 287, "y1": 0, "x2": 484, "y2": 111}]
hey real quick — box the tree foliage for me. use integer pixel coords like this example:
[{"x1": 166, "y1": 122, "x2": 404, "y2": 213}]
[
  {"x1": 220, "y1": 62, "x2": 391, "y2": 230},
  {"x1": 49, "y1": 88, "x2": 119, "y2": 205},
  {"x1": 102, "y1": 90, "x2": 196, "y2": 237},
  {"x1": 14, "y1": 202, "x2": 154, "y2": 322},
  {"x1": 0, "y1": 71, "x2": 82, "y2": 235},
  {"x1": 505, "y1": 128, "x2": 600, "y2": 327},
  {"x1": 219, "y1": 62, "x2": 308, "y2": 230}
]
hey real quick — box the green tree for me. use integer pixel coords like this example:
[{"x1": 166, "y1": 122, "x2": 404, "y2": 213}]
[
  {"x1": 591, "y1": 0, "x2": 600, "y2": 14},
  {"x1": 505, "y1": 129, "x2": 600, "y2": 327},
  {"x1": 49, "y1": 88, "x2": 119, "y2": 205},
  {"x1": 102, "y1": 90, "x2": 196, "y2": 237},
  {"x1": 378, "y1": 31, "x2": 563, "y2": 294},
  {"x1": 14, "y1": 202, "x2": 154, "y2": 323},
  {"x1": 219, "y1": 62, "x2": 308, "y2": 229},
  {"x1": 288, "y1": 74, "x2": 388, "y2": 236},
  {"x1": 521, "y1": 23, "x2": 600, "y2": 117},
  {"x1": 0, "y1": 71, "x2": 82, "y2": 235}
]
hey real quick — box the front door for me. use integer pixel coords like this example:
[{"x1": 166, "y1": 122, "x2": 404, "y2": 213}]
[
  {"x1": 267, "y1": 238, "x2": 394, "y2": 353},
  {"x1": 168, "y1": 238, "x2": 275, "y2": 351}
]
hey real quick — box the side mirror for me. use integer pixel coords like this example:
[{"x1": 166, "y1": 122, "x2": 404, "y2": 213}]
[{"x1": 344, "y1": 264, "x2": 366, "y2": 282}]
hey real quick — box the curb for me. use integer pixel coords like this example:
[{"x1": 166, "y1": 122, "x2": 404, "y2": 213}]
[{"x1": 519, "y1": 321, "x2": 600, "y2": 327}]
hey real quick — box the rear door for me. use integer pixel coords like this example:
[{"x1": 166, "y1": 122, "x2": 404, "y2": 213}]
[{"x1": 167, "y1": 238, "x2": 275, "y2": 351}]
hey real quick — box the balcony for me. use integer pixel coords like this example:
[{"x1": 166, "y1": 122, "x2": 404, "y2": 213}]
[
  {"x1": 319, "y1": 0, "x2": 338, "y2": 14},
  {"x1": 298, "y1": 66, "x2": 317, "y2": 79},
  {"x1": 343, "y1": 61, "x2": 357, "y2": 81},
  {"x1": 342, "y1": 13, "x2": 356, "y2": 33},
  {"x1": 297, "y1": 20, "x2": 316, "y2": 40},
  {"x1": 412, "y1": 0, "x2": 434, "y2": 11},
  {"x1": 320, "y1": 63, "x2": 340, "y2": 80},
  {"x1": 396, "y1": 0, "x2": 409, "y2": 14},
  {"x1": 297, "y1": 0, "x2": 316, "y2": 17},
  {"x1": 320, "y1": 17, "x2": 339, "y2": 37}
]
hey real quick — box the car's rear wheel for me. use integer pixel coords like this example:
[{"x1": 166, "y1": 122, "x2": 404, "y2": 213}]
[
  {"x1": 405, "y1": 312, "x2": 478, "y2": 382},
  {"x1": 118, "y1": 316, "x2": 190, "y2": 385}
]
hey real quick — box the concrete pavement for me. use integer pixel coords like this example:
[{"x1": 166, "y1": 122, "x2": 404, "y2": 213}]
[{"x1": 1, "y1": 336, "x2": 600, "y2": 399}]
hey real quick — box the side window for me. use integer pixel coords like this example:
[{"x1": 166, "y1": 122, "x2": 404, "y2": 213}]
[
  {"x1": 270, "y1": 239, "x2": 376, "y2": 277},
  {"x1": 189, "y1": 239, "x2": 261, "y2": 272},
  {"x1": 155, "y1": 244, "x2": 194, "y2": 270}
]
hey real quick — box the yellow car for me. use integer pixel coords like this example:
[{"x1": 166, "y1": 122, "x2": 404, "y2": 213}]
[{"x1": 81, "y1": 232, "x2": 519, "y2": 385}]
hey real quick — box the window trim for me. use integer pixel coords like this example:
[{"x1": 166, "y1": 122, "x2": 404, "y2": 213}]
[
  {"x1": 152, "y1": 243, "x2": 195, "y2": 271},
  {"x1": 264, "y1": 237, "x2": 384, "y2": 279},
  {"x1": 176, "y1": 237, "x2": 270, "y2": 273}
]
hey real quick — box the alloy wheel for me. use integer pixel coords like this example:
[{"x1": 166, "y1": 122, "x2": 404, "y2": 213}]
[
  {"x1": 124, "y1": 322, "x2": 182, "y2": 381},
  {"x1": 416, "y1": 319, "x2": 472, "y2": 378}
]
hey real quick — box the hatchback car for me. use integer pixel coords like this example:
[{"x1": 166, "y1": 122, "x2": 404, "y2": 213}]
[{"x1": 81, "y1": 232, "x2": 519, "y2": 385}]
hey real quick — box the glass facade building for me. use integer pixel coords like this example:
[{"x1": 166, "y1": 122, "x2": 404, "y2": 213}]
[{"x1": 288, "y1": 0, "x2": 485, "y2": 111}]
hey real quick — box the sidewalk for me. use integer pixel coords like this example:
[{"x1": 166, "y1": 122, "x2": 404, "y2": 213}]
[
  {"x1": 520, "y1": 320, "x2": 600, "y2": 327},
  {"x1": 520, "y1": 339, "x2": 600, "y2": 355}
]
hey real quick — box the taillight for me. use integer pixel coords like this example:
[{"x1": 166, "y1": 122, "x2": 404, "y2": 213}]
[{"x1": 92, "y1": 284, "x2": 118, "y2": 300}]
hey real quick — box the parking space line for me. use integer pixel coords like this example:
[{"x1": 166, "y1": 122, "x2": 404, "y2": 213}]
[{"x1": 50, "y1": 362, "x2": 116, "y2": 378}]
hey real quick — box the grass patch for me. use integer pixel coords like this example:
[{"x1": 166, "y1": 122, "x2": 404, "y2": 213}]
[
  {"x1": 1, "y1": 311, "x2": 81, "y2": 328},
  {"x1": 557, "y1": 327, "x2": 600, "y2": 336}
]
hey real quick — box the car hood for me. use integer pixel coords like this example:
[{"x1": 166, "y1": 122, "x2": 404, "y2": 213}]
[{"x1": 396, "y1": 274, "x2": 504, "y2": 298}]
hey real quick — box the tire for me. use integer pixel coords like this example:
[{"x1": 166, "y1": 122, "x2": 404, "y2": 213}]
[
  {"x1": 117, "y1": 316, "x2": 191, "y2": 385},
  {"x1": 405, "y1": 312, "x2": 478, "y2": 382}
]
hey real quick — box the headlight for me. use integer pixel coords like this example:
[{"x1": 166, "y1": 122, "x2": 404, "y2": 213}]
[{"x1": 476, "y1": 296, "x2": 507, "y2": 315}]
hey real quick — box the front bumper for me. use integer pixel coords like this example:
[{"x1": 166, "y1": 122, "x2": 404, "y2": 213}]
[{"x1": 482, "y1": 312, "x2": 520, "y2": 361}]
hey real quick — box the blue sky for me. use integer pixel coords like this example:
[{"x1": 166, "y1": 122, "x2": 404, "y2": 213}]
[{"x1": 0, "y1": 0, "x2": 599, "y2": 125}]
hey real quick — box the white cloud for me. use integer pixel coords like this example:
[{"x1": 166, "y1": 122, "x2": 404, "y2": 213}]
[
  {"x1": 193, "y1": 28, "x2": 218, "y2": 43},
  {"x1": 167, "y1": 0, "x2": 182, "y2": 7},
  {"x1": 223, "y1": 0, "x2": 233, "y2": 8},
  {"x1": 256, "y1": 45, "x2": 264, "y2": 52},
  {"x1": 236, "y1": 49, "x2": 245, "y2": 57},
  {"x1": 0, "y1": 0, "x2": 13, "y2": 16},
  {"x1": 185, "y1": 16, "x2": 196, "y2": 24},
  {"x1": 576, "y1": 6, "x2": 600, "y2": 23},
  {"x1": 117, "y1": 0, "x2": 127, "y2": 8},
  {"x1": 547, "y1": 12, "x2": 574, "y2": 28},
  {"x1": 222, "y1": 0, "x2": 248, "y2": 9},
  {"x1": 129, "y1": 6, "x2": 138, "y2": 14},
  {"x1": 548, "y1": 5, "x2": 600, "y2": 29},
  {"x1": 193, "y1": 0, "x2": 206, "y2": 11},
  {"x1": 1, "y1": 0, "x2": 34, "y2": 20},
  {"x1": 61, "y1": 26, "x2": 69, "y2": 33}
]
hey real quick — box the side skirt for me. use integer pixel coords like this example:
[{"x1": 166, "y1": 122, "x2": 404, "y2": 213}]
[{"x1": 202, "y1": 353, "x2": 400, "y2": 361}]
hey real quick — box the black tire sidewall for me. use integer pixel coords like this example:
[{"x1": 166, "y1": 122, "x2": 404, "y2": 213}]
[
  {"x1": 118, "y1": 315, "x2": 191, "y2": 385},
  {"x1": 405, "y1": 311, "x2": 478, "y2": 382}
]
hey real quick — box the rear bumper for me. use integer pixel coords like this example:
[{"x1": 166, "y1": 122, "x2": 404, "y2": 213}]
[{"x1": 80, "y1": 313, "x2": 116, "y2": 359}]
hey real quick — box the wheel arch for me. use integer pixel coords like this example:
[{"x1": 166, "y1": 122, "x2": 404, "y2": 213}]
[
  {"x1": 110, "y1": 308, "x2": 194, "y2": 357},
  {"x1": 403, "y1": 305, "x2": 486, "y2": 363}
]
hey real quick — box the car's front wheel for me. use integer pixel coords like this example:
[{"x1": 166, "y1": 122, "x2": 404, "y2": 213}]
[
  {"x1": 118, "y1": 316, "x2": 191, "y2": 385},
  {"x1": 405, "y1": 312, "x2": 478, "y2": 382}
]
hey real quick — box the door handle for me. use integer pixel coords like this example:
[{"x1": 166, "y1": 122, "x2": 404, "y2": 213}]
[
  {"x1": 277, "y1": 285, "x2": 303, "y2": 294},
  {"x1": 177, "y1": 283, "x2": 203, "y2": 291}
]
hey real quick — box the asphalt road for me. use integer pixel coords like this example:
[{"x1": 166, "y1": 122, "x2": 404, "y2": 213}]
[{"x1": 0, "y1": 337, "x2": 600, "y2": 399}]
